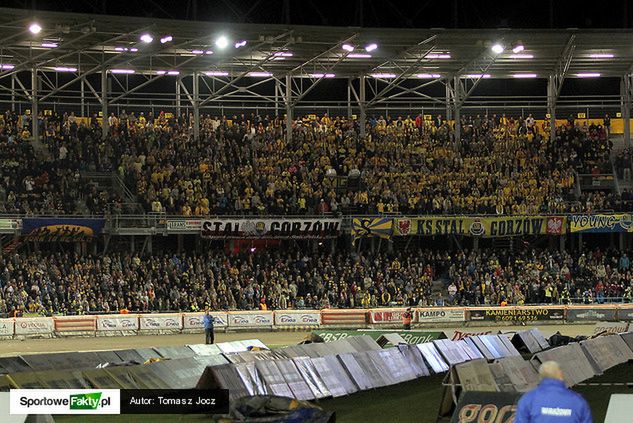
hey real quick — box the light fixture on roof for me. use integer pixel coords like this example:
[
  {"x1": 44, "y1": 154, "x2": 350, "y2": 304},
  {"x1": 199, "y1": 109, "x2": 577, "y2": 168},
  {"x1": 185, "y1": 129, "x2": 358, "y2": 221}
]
[
  {"x1": 510, "y1": 54, "x2": 533, "y2": 59},
  {"x1": 205, "y1": 71, "x2": 229, "y2": 76},
  {"x1": 140, "y1": 33, "x2": 153, "y2": 43},
  {"x1": 512, "y1": 43, "x2": 525, "y2": 53},
  {"x1": 160, "y1": 35, "x2": 173, "y2": 44},
  {"x1": 462, "y1": 73, "x2": 491, "y2": 78},
  {"x1": 41, "y1": 42, "x2": 58, "y2": 48},
  {"x1": 347, "y1": 53, "x2": 372, "y2": 58},
  {"x1": 205, "y1": 50, "x2": 213, "y2": 55},
  {"x1": 425, "y1": 53, "x2": 451, "y2": 59},
  {"x1": 234, "y1": 40, "x2": 247, "y2": 48},
  {"x1": 310, "y1": 73, "x2": 335, "y2": 78},
  {"x1": 0, "y1": 64, "x2": 15, "y2": 70},
  {"x1": 273, "y1": 52, "x2": 293, "y2": 57},
  {"x1": 342, "y1": 44, "x2": 355, "y2": 52},
  {"x1": 156, "y1": 70, "x2": 180, "y2": 75},
  {"x1": 130, "y1": 48, "x2": 138, "y2": 52},
  {"x1": 416, "y1": 73, "x2": 441, "y2": 78},
  {"x1": 53, "y1": 66, "x2": 77, "y2": 72},
  {"x1": 370, "y1": 73, "x2": 396, "y2": 78},
  {"x1": 491, "y1": 43, "x2": 504, "y2": 54},
  {"x1": 248, "y1": 71, "x2": 272, "y2": 77},
  {"x1": 29, "y1": 23, "x2": 42, "y2": 34},
  {"x1": 110, "y1": 69, "x2": 135, "y2": 74},
  {"x1": 577, "y1": 72, "x2": 601, "y2": 77},
  {"x1": 191, "y1": 49, "x2": 204, "y2": 54},
  {"x1": 365, "y1": 43, "x2": 378, "y2": 52},
  {"x1": 590, "y1": 53, "x2": 614, "y2": 58},
  {"x1": 215, "y1": 35, "x2": 229, "y2": 49},
  {"x1": 513, "y1": 73, "x2": 537, "y2": 78}
]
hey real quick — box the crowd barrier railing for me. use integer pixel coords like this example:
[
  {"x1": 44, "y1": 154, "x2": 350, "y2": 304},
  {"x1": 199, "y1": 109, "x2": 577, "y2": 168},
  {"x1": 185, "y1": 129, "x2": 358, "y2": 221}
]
[{"x1": 1, "y1": 305, "x2": 633, "y2": 339}]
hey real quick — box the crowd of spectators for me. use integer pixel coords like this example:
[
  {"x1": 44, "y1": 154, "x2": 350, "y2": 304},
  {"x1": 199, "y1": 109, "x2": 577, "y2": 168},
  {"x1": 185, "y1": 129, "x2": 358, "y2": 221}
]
[
  {"x1": 0, "y1": 108, "x2": 622, "y2": 216},
  {"x1": 1, "y1": 246, "x2": 631, "y2": 317}
]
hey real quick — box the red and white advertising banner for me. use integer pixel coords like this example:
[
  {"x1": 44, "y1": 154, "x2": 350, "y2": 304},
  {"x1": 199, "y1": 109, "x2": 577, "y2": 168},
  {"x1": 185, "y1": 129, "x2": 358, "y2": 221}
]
[
  {"x1": 416, "y1": 308, "x2": 466, "y2": 323},
  {"x1": 227, "y1": 311, "x2": 274, "y2": 328},
  {"x1": 182, "y1": 312, "x2": 228, "y2": 329},
  {"x1": 0, "y1": 318, "x2": 15, "y2": 336},
  {"x1": 273, "y1": 310, "x2": 321, "y2": 326},
  {"x1": 14, "y1": 317, "x2": 54, "y2": 335},
  {"x1": 139, "y1": 314, "x2": 183, "y2": 330},
  {"x1": 369, "y1": 308, "x2": 409, "y2": 324},
  {"x1": 96, "y1": 315, "x2": 139, "y2": 331}
]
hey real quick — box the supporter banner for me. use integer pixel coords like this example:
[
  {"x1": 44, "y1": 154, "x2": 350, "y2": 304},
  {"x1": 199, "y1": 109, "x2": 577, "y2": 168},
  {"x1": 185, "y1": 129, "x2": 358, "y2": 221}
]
[
  {"x1": 394, "y1": 216, "x2": 565, "y2": 237},
  {"x1": 451, "y1": 391, "x2": 519, "y2": 423},
  {"x1": 369, "y1": 308, "x2": 408, "y2": 324},
  {"x1": 0, "y1": 218, "x2": 20, "y2": 232},
  {"x1": 21, "y1": 218, "x2": 105, "y2": 240},
  {"x1": 96, "y1": 315, "x2": 139, "y2": 331},
  {"x1": 14, "y1": 317, "x2": 54, "y2": 335},
  {"x1": 313, "y1": 329, "x2": 447, "y2": 344},
  {"x1": 273, "y1": 310, "x2": 321, "y2": 326},
  {"x1": 569, "y1": 214, "x2": 633, "y2": 233},
  {"x1": 468, "y1": 307, "x2": 565, "y2": 322},
  {"x1": 182, "y1": 312, "x2": 228, "y2": 329},
  {"x1": 617, "y1": 306, "x2": 633, "y2": 321},
  {"x1": 0, "y1": 318, "x2": 14, "y2": 336},
  {"x1": 201, "y1": 218, "x2": 341, "y2": 239},
  {"x1": 593, "y1": 322, "x2": 629, "y2": 335},
  {"x1": 139, "y1": 314, "x2": 183, "y2": 330},
  {"x1": 417, "y1": 308, "x2": 466, "y2": 323},
  {"x1": 166, "y1": 219, "x2": 203, "y2": 233},
  {"x1": 351, "y1": 217, "x2": 393, "y2": 241},
  {"x1": 567, "y1": 307, "x2": 618, "y2": 322},
  {"x1": 227, "y1": 311, "x2": 274, "y2": 327}
]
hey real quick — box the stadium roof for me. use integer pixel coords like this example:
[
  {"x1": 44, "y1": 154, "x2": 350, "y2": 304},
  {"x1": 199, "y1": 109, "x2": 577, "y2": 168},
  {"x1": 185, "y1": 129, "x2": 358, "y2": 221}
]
[{"x1": 1, "y1": 7, "x2": 633, "y2": 79}]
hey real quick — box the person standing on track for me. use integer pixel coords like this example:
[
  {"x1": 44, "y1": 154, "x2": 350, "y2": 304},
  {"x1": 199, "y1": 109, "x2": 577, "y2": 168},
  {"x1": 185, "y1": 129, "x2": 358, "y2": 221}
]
[
  {"x1": 515, "y1": 361, "x2": 593, "y2": 423},
  {"x1": 203, "y1": 309, "x2": 215, "y2": 345},
  {"x1": 402, "y1": 307, "x2": 413, "y2": 330}
]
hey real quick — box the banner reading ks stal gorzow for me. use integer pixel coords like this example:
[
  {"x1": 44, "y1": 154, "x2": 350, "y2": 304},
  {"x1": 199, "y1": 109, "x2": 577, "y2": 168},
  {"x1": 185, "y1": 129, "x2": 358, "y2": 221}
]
[
  {"x1": 468, "y1": 307, "x2": 565, "y2": 322},
  {"x1": 201, "y1": 218, "x2": 341, "y2": 238},
  {"x1": 393, "y1": 216, "x2": 565, "y2": 237}
]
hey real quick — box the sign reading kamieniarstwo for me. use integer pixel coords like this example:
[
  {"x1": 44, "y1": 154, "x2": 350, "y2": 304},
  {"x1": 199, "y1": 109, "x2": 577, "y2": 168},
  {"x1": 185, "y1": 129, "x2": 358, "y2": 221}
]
[
  {"x1": 201, "y1": 218, "x2": 341, "y2": 238},
  {"x1": 468, "y1": 307, "x2": 565, "y2": 322}
]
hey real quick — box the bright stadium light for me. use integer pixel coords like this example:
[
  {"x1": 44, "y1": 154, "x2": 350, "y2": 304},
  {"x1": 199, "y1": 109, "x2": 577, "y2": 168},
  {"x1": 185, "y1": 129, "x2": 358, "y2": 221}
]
[
  {"x1": 205, "y1": 71, "x2": 229, "y2": 76},
  {"x1": 215, "y1": 35, "x2": 229, "y2": 49},
  {"x1": 416, "y1": 73, "x2": 441, "y2": 78},
  {"x1": 491, "y1": 43, "x2": 504, "y2": 54},
  {"x1": 347, "y1": 53, "x2": 372, "y2": 58},
  {"x1": 53, "y1": 66, "x2": 77, "y2": 72},
  {"x1": 342, "y1": 44, "x2": 355, "y2": 52},
  {"x1": 41, "y1": 42, "x2": 58, "y2": 48},
  {"x1": 590, "y1": 53, "x2": 614, "y2": 58},
  {"x1": 310, "y1": 73, "x2": 335, "y2": 78},
  {"x1": 370, "y1": 73, "x2": 396, "y2": 78},
  {"x1": 110, "y1": 69, "x2": 135, "y2": 74},
  {"x1": 248, "y1": 71, "x2": 272, "y2": 77},
  {"x1": 365, "y1": 43, "x2": 378, "y2": 52},
  {"x1": 130, "y1": 48, "x2": 138, "y2": 52},
  {"x1": 425, "y1": 53, "x2": 451, "y2": 59},
  {"x1": 191, "y1": 49, "x2": 204, "y2": 54},
  {"x1": 234, "y1": 40, "x2": 247, "y2": 48},
  {"x1": 462, "y1": 73, "x2": 491, "y2": 78},
  {"x1": 29, "y1": 23, "x2": 42, "y2": 34},
  {"x1": 512, "y1": 43, "x2": 525, "y2": 53},
  {"x1": 160, "y1": 35, "x2": 173, "y2": 44},
  {"x1": 510, "y1": 54, "x2": 533, "y2": 59},
  {"x1": 273, "y1": 52, "x2": 293, "y2": 57},
  {"x1": 0, "y1": 64, "x2": 15, "y2": 70},
  {"x1": 513, "y1": 73, "x2": 537, "y2": 78},
  {"x1": 140, "y1": 33, "x2": 153, "y2": 43},
  {"x1": 577, "y1": 72, "x2": 601, "y2": 77},
  {"x1": 205, "y1": 50, "x2": 213, "y2": 55}
]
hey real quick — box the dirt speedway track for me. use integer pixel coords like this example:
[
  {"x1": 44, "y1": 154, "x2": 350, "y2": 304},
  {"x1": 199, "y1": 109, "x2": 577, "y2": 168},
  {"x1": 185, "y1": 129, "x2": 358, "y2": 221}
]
[{"x1": 0, "y1": 323, "x2": 598, "y2": 357}]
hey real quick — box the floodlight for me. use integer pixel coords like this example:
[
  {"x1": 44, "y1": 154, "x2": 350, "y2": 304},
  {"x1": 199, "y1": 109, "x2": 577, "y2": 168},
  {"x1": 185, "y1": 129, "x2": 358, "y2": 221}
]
[
  {"x1": 365, "y1": 43, "x2": 378, "y2": 52},
  {"x1": 510, "y1": 54, "x2": 533, "y2": 59},
  {"x1": 41, "y1": 42, "x2": 57, "y2": 48},
  {"x1": 273, "y1": 52, "x2": 293, "y2": 57},
  {"x1": 29, "y1": 23, "x2": 42, "y2": 34},
  {"x1": 370, "y1": 73, "x2": 396, "y2": 78},
  {"x1": 248, "y1": 71, "x2": 272, "y2": 77},
  {"x1": 110, "y1": 69, "x2": 135, "y2": 74},
  {"x1": 425, "y1": 53, "x2": 451, "y2": 59},
  {"x1": 0, "y1": 64, "x2": 15, "y2": 70},
  {"x1": 491, "y1": 43, "x2": 504, "y2": 54},
  {"x1": 416, "y1": 73, "x2": 441, "y2": 78},
  {"x1": 590, "y1": 53, "x2": 614, "y2": 58},
  {"x1": 192, "y1": 50, "x2": 204, "y2": 54},
  {"x1": 512, "y1": 44, "x2": 525, "y2": 53},
  {"x1": 342, "y1": 44, "x2": 355, "y2": 52},
  {"x1": 234, "y1": 40, "x2": 247, "y2": 48},
  {"x1": 215, "y1": 36, "x2": 229, "y2": 49},
  {"x1": 310, "y1": 73, "x2": 335, "y2": 78},
  {"x1": 53, "y1": 67, "x2": 77, "y2": 72},
  {"x1": 513, "y1": 73, "x2": 537, "y2": 78},
  {"x1": 160, "y1": 35, "x2": 173, "y2": 44},
  {"x1": 205, "y1": 71, "x2": 229, "y2": 76},
  {"x1": 347, "y1": 53, "x2": 372, "y2": 58},
  {"x1": 577, "y1": 73, "x2": 601, "y2": 77},
  {"x1": 140, "y1": 34, "x2": 153, "y2": 43}
]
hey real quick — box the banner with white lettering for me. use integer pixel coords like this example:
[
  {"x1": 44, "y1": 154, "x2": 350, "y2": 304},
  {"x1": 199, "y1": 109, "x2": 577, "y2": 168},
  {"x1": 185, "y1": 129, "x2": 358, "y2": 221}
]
[
  {"x1": 14, "y1": 317, "x2": 54, "y2": 335},
  {"x1": 182, "y1": 312, "x2": 228, "y2": 329},
  {"x1": 0, "y1": 318, "x2": 14, "y2": 336},
  {"x1": 369, "y1": 308, "x2": 408, "y2": 324},
  {"x1": 166, "y1": 219, "x2": 203, "y2": 233},
  {"x1": 96, "y1": 315, "x2": 139, "y2": 331},
  {"x1": 139, "y1": 314, "x2": 183, "y2": 330},
  {"x1": 10, "y1": 389, "x2": 120, "y2": 415},
  {"x1": 201, "y1": 218, "x2": 342, "y2": 239},
  {"x1": 273, "y1": 310, "x2": 321, "y2": 326},
  {"x1": 416, "y1": 308, "x2": 466, "y2": 323},
  {"x1": 227, "y1": 312, "x2": 273, "y2": 328}
]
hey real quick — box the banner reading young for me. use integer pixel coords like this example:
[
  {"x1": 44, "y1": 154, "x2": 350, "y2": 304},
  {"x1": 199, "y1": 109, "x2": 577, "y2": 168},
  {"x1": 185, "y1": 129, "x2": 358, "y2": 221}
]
[
  {"x1": 569, "y1": 214, "x2": 633, "y2": 233},
  {"x1": 393, "y1": 216, "x2": 565, "y2": 237}
]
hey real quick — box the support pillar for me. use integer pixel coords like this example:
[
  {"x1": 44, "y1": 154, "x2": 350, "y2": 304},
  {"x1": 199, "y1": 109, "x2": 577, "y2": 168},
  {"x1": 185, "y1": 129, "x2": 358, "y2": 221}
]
[
  {"x1": 285, "y1": 74, "x2": 293, "y2": 141},
  {"x1": 547, "y1": 75, "x2": 557, "y2": 142},
  {"x1": 101, "y1": 70, "x2": 108, "y2": 139},
  {"x1": 445, "y1": 80, "x2": 453, "y2": 121},
  {"x1": 274, "y1": 79, "x2": 280, "y2": 117},
  {"x1": 31, "y1": 68, "x2": 38, "y2": 143},
  {"x1": 175, "y1": 76, "x2": 181, "y2": 118},
  {"x1": 452, "y1": 76, "x2": 461, "y2": 145},
  {"x1": 359, "y1": 75, "x2": 366, "y2": 138},
  {"x1": 192, "y1": 72, "x2": 200, "y2": 140},
  {"x1": 347, "y1": 77, "x2": 352, "y2": 118},
  {"x1": 80, "y1": 78, "x2": 85, "y2": 117},
  {"x1": 621, "y1": 75, "x2": 631, "y2": 147},
  {"x1": 473, "y1": 237, "x2": 479, "y2": 252},
  {"x1": 11, "y1": 74, "x2": 15, "y2": 112}
]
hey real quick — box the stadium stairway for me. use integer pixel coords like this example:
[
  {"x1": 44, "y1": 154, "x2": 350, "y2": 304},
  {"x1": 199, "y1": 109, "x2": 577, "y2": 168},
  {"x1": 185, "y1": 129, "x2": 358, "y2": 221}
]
[{"x1": 80, "y1": 171, "x2": 144, "y2": 214}]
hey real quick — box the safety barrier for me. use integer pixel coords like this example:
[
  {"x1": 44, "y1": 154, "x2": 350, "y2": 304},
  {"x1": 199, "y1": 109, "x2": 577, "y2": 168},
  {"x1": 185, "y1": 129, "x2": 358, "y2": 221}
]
[{"x1": 2, "y1": 304, "x2": 633, "y2": 339}]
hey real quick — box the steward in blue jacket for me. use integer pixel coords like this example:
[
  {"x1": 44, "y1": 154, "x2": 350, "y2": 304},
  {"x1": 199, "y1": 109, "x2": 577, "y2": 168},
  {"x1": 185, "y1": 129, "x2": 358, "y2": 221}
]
[
  {"x1": 203, "y1": 310, "x2": 215, "y2": 345},
  {"x1": 516, "y1": 361, "x2": 592, "y2": 423}
]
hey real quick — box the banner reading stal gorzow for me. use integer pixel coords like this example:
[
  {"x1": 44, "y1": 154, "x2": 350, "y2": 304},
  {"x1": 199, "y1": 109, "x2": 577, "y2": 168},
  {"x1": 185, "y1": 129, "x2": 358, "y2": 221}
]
[
  {"x1": 139, "y1": 314, "x2": 183, "y2": 330},
  {"x1": 416, "y1": 308, "x2": 465, "y2": 323},
  {"x1": 201, "y1": 218, "x2": 341, "y2": 238},
  {"x1": 10, "y1": 389, "x2": 120, "y2": 415},
  {"x1": 274, "y1": 310, "x2": 321, "y2": 326},
  {"x1": 96, "y1": 315, "x2": 139, "y2": 331},
  {"x1": 182, "y1": 312, "x2": 228, "y2": 329},
  {"x1": 468, "y1": 307, "x2": 565, "y2": 322}
]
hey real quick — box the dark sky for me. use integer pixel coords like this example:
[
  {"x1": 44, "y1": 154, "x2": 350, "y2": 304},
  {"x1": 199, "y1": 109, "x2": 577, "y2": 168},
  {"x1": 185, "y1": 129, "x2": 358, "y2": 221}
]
[{"x1": 5, "y1": 0, "x2": 633, "y2": 29}]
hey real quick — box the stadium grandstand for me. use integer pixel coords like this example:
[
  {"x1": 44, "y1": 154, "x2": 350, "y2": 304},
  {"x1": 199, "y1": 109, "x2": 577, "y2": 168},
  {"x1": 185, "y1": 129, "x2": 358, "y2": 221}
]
[{"x1": 2, "y1": 2, "x2": 633, "y2": 422}]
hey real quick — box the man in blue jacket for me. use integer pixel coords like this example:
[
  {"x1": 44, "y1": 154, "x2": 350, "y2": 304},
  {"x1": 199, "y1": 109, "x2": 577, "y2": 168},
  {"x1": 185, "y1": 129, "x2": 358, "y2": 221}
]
[
  {"x1": 515, "y1": 361, "x2": 593, "y2": 423},
  {"x1": 203, "y1": 310, "x2": 215, "y2": 344}
]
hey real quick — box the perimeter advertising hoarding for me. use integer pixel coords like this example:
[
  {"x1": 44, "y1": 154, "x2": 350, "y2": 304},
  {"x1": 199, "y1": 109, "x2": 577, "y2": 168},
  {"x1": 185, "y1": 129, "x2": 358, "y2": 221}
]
[
  {"x1": 313, "y1": 329, "x2": 447, "y2": 344},
  {"x1": 567, "y1": 307, "x2": 618, "y2": 322},
  {"x1": 451, "y1": 391, "x2": 520, "y2": 423},
  {"x1": 468, "y1": 307, "x2": 565, "y2": 322}
]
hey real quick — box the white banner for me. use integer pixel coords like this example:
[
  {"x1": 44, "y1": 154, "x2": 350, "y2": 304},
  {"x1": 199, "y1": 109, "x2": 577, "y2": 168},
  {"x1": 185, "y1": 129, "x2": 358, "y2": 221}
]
[
  {"x1": 274, "y1": 311, "x2": 321, "y2": 326},
  {"x1": 416, "y1": 308, "x2": 465, "y2": 323},
  {"x1": 0, "y1": 318, "x2": 14, "y2": 336},
  {"x1": 96, "y1": 315, "x2": 139, "y2": 331},
  {"x1": 10, "y1": 389, "x2": 120, "y2": 415},
  {"x1": 139, "y1": 314, "x2": 183, "y2": 330},
  {"x1": 201, "y1": 218, "x2": 342, "y2": 239},
  {"x1": 166, "y1": 219, "x2": 203, "y2": 232},
  {"x1": 369, "y1": 308, "x2": 408, "y2": 324},
  {"x1": 14, "y1": 317, "x2": 53, "y2": 335},
  {"x1": 182, "y1": 312, "x2": 228, "y2": 329},
  {"x1": 227, "y1": 312, "x2": 273, "y2": 327}
]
